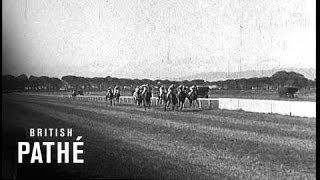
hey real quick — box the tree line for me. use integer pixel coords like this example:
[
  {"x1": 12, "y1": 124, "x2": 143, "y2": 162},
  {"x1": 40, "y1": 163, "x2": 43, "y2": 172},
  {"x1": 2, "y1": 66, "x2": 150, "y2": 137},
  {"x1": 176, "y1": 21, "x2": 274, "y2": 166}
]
[{"x1": 2, "y1": 71, "x2": 316, "y2": 92}]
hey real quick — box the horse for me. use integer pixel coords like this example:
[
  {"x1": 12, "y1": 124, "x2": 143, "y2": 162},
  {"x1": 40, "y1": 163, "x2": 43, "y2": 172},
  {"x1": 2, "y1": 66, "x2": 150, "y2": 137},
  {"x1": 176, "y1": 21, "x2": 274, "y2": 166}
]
[
  {"x1": 177, "y1": 87, "x2": 187, "y2": 110},
  {"x1": 114, "y1": 89, "x2": 121, "y2": 105},
  {"x1": 187, "y1": 88, "x2": 199, "y2": 108},
  {"x1": 133, "y1": 88, "x2": 142, "y2": 106},
  {"x1": 165, "y1": 90, "x2": 178, "y2": 111},
  {"x1": 105, "y1": 89, "x2": 114, "y2": 106},
  {"x1": 71, "y1": 90, "x2": 77, "y2": 100},
  {"x1": 141, "y1": 86, "x2": 152, "y2": 110},
  {"x1": 158, "y1": 86, "x2": 167, "y2": 105}
]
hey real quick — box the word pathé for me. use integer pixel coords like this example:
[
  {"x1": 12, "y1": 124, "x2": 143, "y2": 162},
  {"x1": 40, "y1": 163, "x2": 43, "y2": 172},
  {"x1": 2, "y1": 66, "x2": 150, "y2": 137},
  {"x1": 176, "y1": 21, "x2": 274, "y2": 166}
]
[{"x1": 18, "y1": 128, "x2": 84, "y2": 163}]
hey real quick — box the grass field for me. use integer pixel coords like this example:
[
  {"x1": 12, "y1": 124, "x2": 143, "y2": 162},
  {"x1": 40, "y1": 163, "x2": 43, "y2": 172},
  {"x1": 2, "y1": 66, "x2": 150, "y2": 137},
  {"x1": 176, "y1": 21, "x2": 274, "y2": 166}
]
[{"x1": 2, "y1": 93, "x2": 316, "y2": 179}]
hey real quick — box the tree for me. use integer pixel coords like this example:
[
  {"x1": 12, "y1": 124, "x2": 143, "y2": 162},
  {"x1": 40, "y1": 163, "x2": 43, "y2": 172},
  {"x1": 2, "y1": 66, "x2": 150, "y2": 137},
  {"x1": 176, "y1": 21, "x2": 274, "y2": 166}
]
[{"x1": 270, "y1": 71, "x2": 308, "y2": 89}]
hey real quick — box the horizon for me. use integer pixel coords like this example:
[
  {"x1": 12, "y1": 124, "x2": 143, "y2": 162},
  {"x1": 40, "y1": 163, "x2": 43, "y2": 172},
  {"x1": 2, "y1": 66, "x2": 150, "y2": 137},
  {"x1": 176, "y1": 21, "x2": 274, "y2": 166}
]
[
  {"x1": 2, "y1": 0, "x2": 316, "y2": 80},
  {"x1": 3, "y1": 67, "x2": 316, "y2": 82}
]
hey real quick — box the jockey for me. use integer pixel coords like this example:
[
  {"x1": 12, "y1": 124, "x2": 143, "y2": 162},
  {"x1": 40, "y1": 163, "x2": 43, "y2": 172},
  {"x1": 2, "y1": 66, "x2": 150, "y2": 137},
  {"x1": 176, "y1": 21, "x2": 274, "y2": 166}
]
[
  {"x1": 114, "y1": 85, "x2": 120, "y2": 94},
  {"x1": 167, "y1": 84, "x2": 175, "y2": 96},
  {"x1": 168, "y1": 84, "x2": 174, "y2": 91},
  {"x1": 107, "y1": 87, "x2": 112, "y2": 93},
  {"x1": 106, "y1": 87, "x2": 113, "y2": 98},
  {"x1": 135, "y1": 86, "x2": 139, "y2": 93},
  {"x1": 159, "y1": 85, "x2": 164, "y2": 94},
  {"x1": 141, "y1": 84, "x2": 148, "y2": 95},
  {"x1": 183, "y1": 86, "x2": 188, "y2": 92},
  {"x1": 189, "y1": 85, "x2": 198, "y2": 97},
  {"x1": 190, "y1": 85, "x2": 197, "y2": 93}
]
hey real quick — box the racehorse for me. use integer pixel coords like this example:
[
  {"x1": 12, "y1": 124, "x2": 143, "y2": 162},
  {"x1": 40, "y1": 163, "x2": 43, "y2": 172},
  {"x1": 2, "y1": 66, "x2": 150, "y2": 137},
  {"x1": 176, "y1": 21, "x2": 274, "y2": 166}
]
[
  {"x1": 105, "y1": 88, "x2": 114, "y2": 106},
  {"x1": 187, "y1": 86, "x2": 199, "y2": 108},
  {"x1": 158, "y1": 86, "x2": 167, "y2": 105},
  {"x1": 133, "y1": 87, "x2": 142, "y2": 106},
  {"x1": 164, "y1": 85, "x2": 178, "y2": 111},
  {"x1": 71, "y1": 90, "x2": 77, "y2": 100},
  {"x1": 177, "y1": 86, "x2": 187, "y2": 110},
  {"x1": 141, "y1": 85, "x2": 152, "y2": 110},
  {"x1": 113, "y1": 87, "x2": 121, "y2": 105}
]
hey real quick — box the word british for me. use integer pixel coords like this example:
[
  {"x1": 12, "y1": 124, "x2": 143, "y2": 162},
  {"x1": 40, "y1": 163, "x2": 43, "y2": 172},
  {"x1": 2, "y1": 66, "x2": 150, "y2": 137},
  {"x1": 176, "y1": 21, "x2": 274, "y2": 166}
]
[{"x1": 29, "y1": 128, "x2": 72, "y2": 137}]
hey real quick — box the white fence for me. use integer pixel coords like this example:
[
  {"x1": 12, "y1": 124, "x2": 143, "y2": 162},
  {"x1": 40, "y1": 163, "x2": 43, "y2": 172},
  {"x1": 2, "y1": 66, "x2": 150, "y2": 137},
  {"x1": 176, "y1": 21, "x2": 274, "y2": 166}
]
[
  {"x1": 218, "y1": 98, "x2": 316, "y2": 118},
  {"x1": 25, "y1": 93, "x2": 315, "y2": 118}
]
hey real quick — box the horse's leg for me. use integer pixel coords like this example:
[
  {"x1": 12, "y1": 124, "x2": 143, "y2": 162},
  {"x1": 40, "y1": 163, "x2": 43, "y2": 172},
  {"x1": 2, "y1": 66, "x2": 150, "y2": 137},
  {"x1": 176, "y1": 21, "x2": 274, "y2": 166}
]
[
  {"x1": 167, "y1": 101, "x2": 171, "y2": 111},
  {"x1": 164, "y1": 101, "x2": 169, "y2": 111},
  {"x1": 143, "y1": 99, "x2": 147, "y2": 111}
]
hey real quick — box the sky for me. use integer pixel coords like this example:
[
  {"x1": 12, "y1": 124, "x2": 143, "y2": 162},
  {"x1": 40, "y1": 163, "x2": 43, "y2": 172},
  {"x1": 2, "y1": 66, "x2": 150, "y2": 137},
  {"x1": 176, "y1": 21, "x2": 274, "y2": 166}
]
[{"x1": 2, "y1": 0, "x2": 316, "y2": 80}]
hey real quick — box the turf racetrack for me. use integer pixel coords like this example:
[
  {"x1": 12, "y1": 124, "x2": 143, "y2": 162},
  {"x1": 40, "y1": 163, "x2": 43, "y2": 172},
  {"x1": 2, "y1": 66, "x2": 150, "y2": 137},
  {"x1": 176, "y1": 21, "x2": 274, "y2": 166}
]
[{"x1": 2, "y1": 94, "x2": 316, "y2": 179}]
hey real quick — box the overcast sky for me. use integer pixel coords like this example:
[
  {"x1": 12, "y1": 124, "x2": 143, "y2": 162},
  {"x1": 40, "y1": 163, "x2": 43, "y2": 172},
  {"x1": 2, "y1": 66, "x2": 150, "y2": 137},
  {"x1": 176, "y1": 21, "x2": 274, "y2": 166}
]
[{"x1": 2, "y1": 0, "x2": 316, "y2": 79}]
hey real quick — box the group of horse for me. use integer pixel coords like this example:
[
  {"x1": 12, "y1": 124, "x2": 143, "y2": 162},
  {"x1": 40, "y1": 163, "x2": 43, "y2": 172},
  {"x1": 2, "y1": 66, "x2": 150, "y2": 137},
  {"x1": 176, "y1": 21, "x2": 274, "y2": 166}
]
[
  {"x1": 71, "y1": 84, "x2": 199, "y2": 111},
  {"x1": 105, "y1": 87, "x2": 121, "y2": 106},
  {"x1": 133, "y1": 85, "x2": 199, "y2": 111}
]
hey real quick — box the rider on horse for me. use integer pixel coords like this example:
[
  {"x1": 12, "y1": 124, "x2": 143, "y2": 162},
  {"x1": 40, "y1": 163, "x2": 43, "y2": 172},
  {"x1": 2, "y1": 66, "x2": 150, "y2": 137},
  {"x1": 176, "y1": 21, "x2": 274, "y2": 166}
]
[
  {"x1": 71, "y1": 90, "x2": 77, "y2": 100},
  {"x1": 133, "y1": 86, "x2": 142, "y2": 106},
  {"x1": 164, "y1": 84, "x2": 178, "y2": 111},
  {"x1": 113, "y1": 85, "x2": 120, "y2": 104},
  {"x1": 114, "y1": 85, "x2": 119, "y2": 94},
  {"x1": 140, "y1": 84, "x2": 152, "y2": 110},
  {"x1": 106, "y1": 87, "x2": 114, "y2": 106},
  {"x1": 158, "y1": 85, "x2": 167, "y2": 105},
  {"x1": 188, "y1": 85, "x2": 198, "y2": 108},
  {"x1": 177, "y1": 85, "x2": 188, "y2": 110}
]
